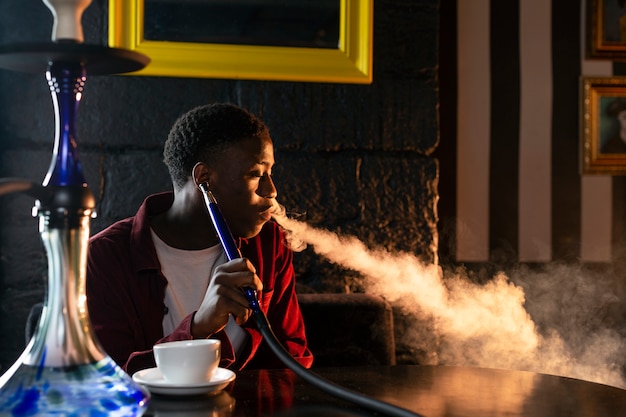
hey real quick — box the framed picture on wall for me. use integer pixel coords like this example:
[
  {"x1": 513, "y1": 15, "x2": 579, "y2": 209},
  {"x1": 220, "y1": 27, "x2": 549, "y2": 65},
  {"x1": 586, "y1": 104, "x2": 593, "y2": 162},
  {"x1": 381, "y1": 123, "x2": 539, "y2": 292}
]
[
  {"x1": 582, "y1": 77, "x2": 626, "y2": 175},
  {"x1": 108, "y1": 0, "x2": 373, "y2": 83},
  {"x1": 587, "y1": 0, "x2": 626, "y2": 60}
]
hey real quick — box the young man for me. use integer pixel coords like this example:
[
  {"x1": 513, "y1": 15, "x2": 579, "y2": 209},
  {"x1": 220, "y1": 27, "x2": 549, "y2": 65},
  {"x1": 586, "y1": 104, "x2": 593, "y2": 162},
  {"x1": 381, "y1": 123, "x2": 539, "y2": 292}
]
[{"x1": 86, "y1": 103, "x2": 313, "y2": 375}]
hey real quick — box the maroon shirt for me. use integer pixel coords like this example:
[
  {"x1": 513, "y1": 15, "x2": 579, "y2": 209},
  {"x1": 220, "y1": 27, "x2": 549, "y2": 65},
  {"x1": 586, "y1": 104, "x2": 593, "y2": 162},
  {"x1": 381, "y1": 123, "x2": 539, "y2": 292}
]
[{"x1": 86, "y1": 192, "x2": 313, "y2": 375}]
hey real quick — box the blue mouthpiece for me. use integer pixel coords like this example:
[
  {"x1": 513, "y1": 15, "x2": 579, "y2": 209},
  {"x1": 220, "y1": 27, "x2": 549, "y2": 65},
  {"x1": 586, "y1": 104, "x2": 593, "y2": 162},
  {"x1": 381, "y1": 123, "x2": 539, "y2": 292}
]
[{"x1": 199, "y1": 183, "x2": 260, "y2": 310}]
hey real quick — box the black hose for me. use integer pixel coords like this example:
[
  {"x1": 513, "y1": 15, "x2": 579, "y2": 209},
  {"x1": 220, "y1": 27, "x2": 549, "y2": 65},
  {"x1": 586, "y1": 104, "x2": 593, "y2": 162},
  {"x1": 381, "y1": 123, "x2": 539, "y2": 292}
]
[
  {"x1": 199, "y1": 183, "x2": 423, "y2": 417},
  {"x1": 252, "y1": 309, "x2": 423, "y2": 417}
]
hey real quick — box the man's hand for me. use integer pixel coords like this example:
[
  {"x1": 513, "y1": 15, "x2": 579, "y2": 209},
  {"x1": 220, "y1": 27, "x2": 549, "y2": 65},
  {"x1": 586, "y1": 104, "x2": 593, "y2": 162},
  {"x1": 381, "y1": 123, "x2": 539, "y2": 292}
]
[{"x1": 191, "y1": 258, "x2": 263, "y2": 338}]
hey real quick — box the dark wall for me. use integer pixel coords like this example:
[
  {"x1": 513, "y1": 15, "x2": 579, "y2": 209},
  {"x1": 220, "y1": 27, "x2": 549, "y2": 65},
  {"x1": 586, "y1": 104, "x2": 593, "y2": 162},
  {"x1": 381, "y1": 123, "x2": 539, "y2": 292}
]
[{"x1": 0, "y1": 0, "x2": 439, "y2": 371}]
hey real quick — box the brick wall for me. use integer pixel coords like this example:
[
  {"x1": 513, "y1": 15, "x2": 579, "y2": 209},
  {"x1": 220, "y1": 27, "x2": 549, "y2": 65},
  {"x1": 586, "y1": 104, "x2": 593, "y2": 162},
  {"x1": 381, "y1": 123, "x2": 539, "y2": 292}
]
[{"x1": 0, "y1": 0, "x2": 439, "y2": 370}]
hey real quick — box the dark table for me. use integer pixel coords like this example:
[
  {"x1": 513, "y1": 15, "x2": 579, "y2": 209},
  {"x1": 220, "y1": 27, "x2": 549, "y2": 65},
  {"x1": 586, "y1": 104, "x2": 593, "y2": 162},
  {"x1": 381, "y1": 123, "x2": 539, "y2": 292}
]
[{"x1": 144, "y1": 365, "x2": 626, "y2": 416}]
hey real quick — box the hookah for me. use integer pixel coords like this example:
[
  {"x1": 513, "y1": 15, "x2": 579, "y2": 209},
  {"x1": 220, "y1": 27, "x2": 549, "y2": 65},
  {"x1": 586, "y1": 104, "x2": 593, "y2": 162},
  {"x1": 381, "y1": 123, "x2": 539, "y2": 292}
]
[{"x1": 0, "y1": 0, "x2": 151, "y2": 415}]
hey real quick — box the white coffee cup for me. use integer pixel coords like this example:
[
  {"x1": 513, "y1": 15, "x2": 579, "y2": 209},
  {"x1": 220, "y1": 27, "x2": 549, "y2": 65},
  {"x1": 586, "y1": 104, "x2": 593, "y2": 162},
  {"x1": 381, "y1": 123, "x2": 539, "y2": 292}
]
[{"x1": 153, "y1": 339, "x2": 221, "y2": 384}]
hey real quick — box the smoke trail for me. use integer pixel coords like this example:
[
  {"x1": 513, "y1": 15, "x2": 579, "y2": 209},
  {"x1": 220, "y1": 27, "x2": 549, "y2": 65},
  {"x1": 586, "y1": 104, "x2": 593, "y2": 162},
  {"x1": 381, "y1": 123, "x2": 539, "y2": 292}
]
[{"x1": 272, "y1": 210, "x2": 626, "y2": 389}]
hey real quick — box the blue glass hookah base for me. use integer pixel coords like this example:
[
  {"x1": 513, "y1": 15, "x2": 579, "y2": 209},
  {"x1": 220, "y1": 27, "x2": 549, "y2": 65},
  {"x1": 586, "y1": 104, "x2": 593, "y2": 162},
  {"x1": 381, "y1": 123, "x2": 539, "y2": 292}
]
[{"x1": 0, "y1": 358, "x2": 148, "y2": 417}]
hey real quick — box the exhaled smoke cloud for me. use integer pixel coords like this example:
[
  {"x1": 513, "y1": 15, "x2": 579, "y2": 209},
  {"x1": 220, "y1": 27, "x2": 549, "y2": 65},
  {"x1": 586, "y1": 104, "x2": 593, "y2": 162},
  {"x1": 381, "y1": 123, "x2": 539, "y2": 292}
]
[{"x1": 271, "y1": 208, "x2": 626, "y2": 389}]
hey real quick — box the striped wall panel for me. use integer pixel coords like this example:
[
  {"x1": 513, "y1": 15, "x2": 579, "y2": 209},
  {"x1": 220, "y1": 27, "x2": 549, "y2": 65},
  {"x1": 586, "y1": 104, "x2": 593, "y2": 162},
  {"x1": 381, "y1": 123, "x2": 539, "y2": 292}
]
[{"x1": 451, "y1": 0, "x2": 616, "y2": 264}]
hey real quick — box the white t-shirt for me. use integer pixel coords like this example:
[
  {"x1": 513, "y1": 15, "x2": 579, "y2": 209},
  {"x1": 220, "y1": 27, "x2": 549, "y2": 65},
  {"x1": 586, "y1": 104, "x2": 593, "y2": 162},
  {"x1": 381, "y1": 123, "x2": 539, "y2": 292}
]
[{"x1": 151, "y1": 229, "x2": 248, "y2": 358}]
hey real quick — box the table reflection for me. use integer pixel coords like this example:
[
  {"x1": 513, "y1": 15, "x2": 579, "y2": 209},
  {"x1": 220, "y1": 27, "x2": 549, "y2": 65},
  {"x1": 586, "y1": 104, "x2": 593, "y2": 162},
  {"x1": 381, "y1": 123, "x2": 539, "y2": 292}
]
[
  {"x1": 144, "y1": 390, "x2": 235, "y2": 417},
  {"x1": 144, "y1": 365, "x2": 626, "y2": 417},
  {"x1": 403, "y1": 365, "x2": 539, "y2": 416}
]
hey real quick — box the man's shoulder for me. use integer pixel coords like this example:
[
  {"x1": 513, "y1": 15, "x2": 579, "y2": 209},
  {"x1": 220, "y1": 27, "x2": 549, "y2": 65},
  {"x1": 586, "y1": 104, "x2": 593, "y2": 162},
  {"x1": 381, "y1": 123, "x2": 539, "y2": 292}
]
[
  {"x1": 89, "y1": 192, "x2": 171, "y2": 245},
  {"x1": 90, "y1": 217, "x2": 134, "y2": 246},
  {"x1": 91, "y1": 217, "x2": 134, "y2": 240}
]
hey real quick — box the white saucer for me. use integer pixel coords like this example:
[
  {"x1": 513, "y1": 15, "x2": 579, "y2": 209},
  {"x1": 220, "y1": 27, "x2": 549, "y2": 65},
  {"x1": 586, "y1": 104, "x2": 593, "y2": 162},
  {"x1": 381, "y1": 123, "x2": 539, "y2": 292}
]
[{"x1": 132, "y1": 367, "x2": 236, "y2": 396}]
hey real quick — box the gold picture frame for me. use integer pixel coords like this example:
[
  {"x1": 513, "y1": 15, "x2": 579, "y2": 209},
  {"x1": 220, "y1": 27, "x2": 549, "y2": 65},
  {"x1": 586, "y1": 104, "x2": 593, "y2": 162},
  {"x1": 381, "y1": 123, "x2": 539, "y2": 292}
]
[
  {"x1": 587, "y1": 0, "x2": 626, "y2": 60},
  {"x1": 108, "y1": 0, "x2": 373, "y2": 83},
  {"x1": 582, "y1": 77, "x2": 626, "y2": 175}
]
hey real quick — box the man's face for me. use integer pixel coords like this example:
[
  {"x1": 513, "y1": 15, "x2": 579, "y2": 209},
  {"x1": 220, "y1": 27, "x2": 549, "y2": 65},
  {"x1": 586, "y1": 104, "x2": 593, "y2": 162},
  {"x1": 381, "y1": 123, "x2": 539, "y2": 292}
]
[{"x1": 208, "y1": 135, "x2": 277, "y2": 239}]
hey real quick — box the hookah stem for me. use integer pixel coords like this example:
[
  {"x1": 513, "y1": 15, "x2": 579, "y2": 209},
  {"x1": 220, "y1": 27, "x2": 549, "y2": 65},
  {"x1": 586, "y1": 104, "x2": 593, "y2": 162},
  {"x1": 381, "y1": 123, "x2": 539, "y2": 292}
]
[{"x1": 198, "y1": 183, "x2": 422, "y2": 417}]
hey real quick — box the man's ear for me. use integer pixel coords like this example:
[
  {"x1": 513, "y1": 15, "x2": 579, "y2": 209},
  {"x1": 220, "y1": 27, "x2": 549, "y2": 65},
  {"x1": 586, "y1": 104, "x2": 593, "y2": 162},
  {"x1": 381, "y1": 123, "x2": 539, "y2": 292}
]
[{"x1": 192, "y1": 162, "x2": 212, "y2": 187}]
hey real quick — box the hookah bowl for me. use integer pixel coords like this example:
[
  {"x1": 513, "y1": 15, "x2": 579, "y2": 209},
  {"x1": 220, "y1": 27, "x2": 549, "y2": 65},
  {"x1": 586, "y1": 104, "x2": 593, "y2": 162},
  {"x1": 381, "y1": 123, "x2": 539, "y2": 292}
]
[{"x1": 0, "y1": 6, "x2": 151, "y2": 417}]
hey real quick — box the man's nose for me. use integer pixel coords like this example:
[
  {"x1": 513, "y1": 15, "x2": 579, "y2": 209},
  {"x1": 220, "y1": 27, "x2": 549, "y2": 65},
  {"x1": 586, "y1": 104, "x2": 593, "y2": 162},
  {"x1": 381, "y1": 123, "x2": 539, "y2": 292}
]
[{"x1": 260, "y1": 175, "x2": 277, "y2": 199}]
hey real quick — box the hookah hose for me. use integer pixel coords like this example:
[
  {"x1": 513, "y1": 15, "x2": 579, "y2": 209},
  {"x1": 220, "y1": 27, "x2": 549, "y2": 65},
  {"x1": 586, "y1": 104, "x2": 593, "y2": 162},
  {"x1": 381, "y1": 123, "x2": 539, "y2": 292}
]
[{"x1": 199, "y1": 183, "x2": 422, "y2": 417}]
